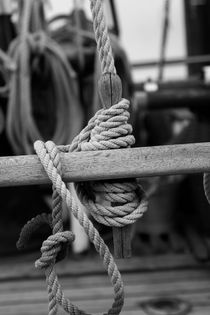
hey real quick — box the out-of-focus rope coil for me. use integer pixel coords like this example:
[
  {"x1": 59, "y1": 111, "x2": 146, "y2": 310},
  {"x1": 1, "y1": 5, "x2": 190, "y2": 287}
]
[{"x1": 6, "y1": 0, "x2": 83, "y2": 154}]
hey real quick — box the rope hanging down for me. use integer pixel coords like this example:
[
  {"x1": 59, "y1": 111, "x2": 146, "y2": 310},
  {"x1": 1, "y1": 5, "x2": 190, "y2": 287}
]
[{"x1": 17, "y1": 0, "x2": 148, "y2": 314}]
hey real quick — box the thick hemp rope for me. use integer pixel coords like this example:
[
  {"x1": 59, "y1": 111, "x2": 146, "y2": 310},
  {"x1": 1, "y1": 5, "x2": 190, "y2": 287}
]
[
  {"x1": 33, "y1": 140, "x2": 125, "y2": 315},
  {"x1": 17, "y1": 0, "x2": 148, "y2": 314}
]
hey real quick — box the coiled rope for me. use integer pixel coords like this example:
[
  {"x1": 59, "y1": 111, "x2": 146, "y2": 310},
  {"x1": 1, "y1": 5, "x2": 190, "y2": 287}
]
[
  {"x1": 17, "y1": 0, "x2": 148, "y2": 314},
  {"x1": 6, "y1": 0, "x2": 83, "y2": 154}
]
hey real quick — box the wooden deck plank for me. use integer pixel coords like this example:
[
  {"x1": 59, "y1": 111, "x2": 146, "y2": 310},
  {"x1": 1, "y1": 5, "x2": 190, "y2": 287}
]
[
  {"x1": 1, "y1": 294, "x2": 210, "y2": 315},
  {"x1": 1, "y1": 255, "x2": 210, "y2": 315},
  {"x1": 2, "y1": 277, "x2": 210, "y2": 304},
  {"x1": 1, "y1": 268, "x2": 210, "y2": 293},
  {"x1": 0, "y1": 308, "x2": 210, "y2": 315},
  {"x1": 1, "y1": 268, "x2": 210, "y2": 314},
  {"x1": 1, "y1": 253, "x2": 209, "y2": 281}
]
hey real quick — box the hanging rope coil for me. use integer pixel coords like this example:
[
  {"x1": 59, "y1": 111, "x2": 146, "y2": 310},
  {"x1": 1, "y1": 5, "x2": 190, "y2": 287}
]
[
  {"x1": 89, "y1": 0, "x2": 116, "y2": 74},
  {"x1": 6, "y1": 0, "x2": 83, "y2": 154}
]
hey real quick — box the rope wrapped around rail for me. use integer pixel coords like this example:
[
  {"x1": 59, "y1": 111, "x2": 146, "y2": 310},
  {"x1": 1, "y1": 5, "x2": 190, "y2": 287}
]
[{"x1": 17, "y1": 0, "x2": 148, "y2": 314}]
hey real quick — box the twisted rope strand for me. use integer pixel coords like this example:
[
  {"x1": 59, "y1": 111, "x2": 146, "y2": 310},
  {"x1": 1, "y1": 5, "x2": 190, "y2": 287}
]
[
  {"x1": 7, "y1": 0, "x2": 82, "y2": 154},
  {"x1": 70, "y1": 100, "x2": 148, "y2": 227},
  {"x1": 89, "y1": 0, "x2": 116, "y2": 74},
  {"x1": 34, "y1": 140, "x2": 124, "y2": 315}
]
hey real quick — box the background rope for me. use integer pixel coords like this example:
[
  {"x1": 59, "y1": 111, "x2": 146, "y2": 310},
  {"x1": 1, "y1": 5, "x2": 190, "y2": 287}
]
[{"x1": 6, "y1": 0, "x2": 82, "y2": 154}]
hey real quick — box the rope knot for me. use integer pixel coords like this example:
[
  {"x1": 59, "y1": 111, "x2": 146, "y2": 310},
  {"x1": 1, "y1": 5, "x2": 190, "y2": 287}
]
[
  {"x1": 80, "y1": 99, "x2": 135, "y2": 152},
  {"x1": 73, "y1": 97, "x2": 148, "y2": 228},
  {"x1": 76, "y1": 181, "x2": 148, "y2": 227},
  {"x1": 35, "y1": 231, "x2": 75, "y2": 270}
]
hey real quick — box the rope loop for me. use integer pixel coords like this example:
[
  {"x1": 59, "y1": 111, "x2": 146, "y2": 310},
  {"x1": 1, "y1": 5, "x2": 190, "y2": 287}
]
[
  {"x1": 32, "y1": 140, "x2": 125, "y2": 315},
  {"x1": 35, "y1": 231, "x2": 75, "y2": 270},
  {"x1": 16, "y1": 213, "x2": 52, "y2": 250},
  {"x1": 68, "y1": 98, "x2": 148, "y2": 227}
]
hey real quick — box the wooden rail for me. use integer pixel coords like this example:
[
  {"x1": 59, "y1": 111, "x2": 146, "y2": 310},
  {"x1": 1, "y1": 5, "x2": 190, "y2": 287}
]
[
  {"x1": 0, "y1": 142, "x2": 210, "y2": 187},
  {"x1": 131, "y1": 54, "x2": 210, "y2": 68},
  {"x1": 134, "y1": 89, "x2": 210, "y2": 110}
]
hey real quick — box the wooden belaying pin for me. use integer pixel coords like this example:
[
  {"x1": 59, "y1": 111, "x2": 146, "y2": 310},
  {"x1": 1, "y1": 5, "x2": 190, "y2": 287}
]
[{"x1": 98, "y1": 72, "x2": 133, "y2": 259}]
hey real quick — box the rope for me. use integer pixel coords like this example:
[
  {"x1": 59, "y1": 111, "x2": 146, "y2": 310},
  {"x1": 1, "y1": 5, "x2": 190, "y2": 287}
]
[
  {"x1": 29, "y1": 140, "x2": 124, "y2": 315},
  {"x1": 17, "y1": 213, "x2": 52, "y2": 250},
  {"x1": 70, "y1": 99, "x2": 148, "y2": 227},
  {"x1": 89, "y1": 0, "x2": 116, "y2": 74},
  {"x1": 17, "y1": 1, "x2": 148, "y2": 314},
  {"x1": 6, "y1": 0, "x2": 82, "y2": 154}
]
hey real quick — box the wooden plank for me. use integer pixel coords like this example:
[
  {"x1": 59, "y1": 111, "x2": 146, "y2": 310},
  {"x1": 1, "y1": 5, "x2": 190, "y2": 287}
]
[
  {"x1": 1, "y1": 290, "x2": 210, "y2": 314},
  {"x1": 1, "y1": 267, "x2": 210, "y2": 315},
  {"x1": 112, "y1": 225, "x2": 132, "y2": 259},
  {"x1": 1, "y1": 268, "x2": 210, "y2": 293},
  {"x1": 1, "y1": 253, "x2": 210, "y2": 281},
  {"x1": 2, "y1": 277, "x2": 210, "y2": 304},
  {"x1": 0, "y1": 306, "x2": 210, "y2": 315},
  {"x1": 98, "y1": 72, "x2": 133, "y2": 259},
  {"x1": 0, "y1": 143, "x2": 210, "y2": 187}
]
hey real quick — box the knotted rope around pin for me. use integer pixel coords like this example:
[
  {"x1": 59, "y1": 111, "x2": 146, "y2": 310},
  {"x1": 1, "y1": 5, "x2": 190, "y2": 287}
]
[
  {"x1": 17, "y1": 97, "x2": 147, "y2": 315},
  {"x1": 69, "y1": 97, "x2": 148, "y2": 227}
]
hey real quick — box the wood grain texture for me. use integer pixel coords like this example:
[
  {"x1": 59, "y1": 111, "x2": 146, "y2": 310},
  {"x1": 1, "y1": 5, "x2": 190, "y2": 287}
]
[
  {"x1": 1, "y1": 256, "x2": 210, "y2": 315},
  {"x1": 113, "y1": 225, "x2": 132, "y2": 259},
  {"x1": 98, "y1": 72, "x2": 131, "y2": 259},
  {"x1": 1, "y1": 253, "x2": 209, "y2": 281},
  {"x1": 0, "y1": 142, "x2": 210, "y2": 187}
]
